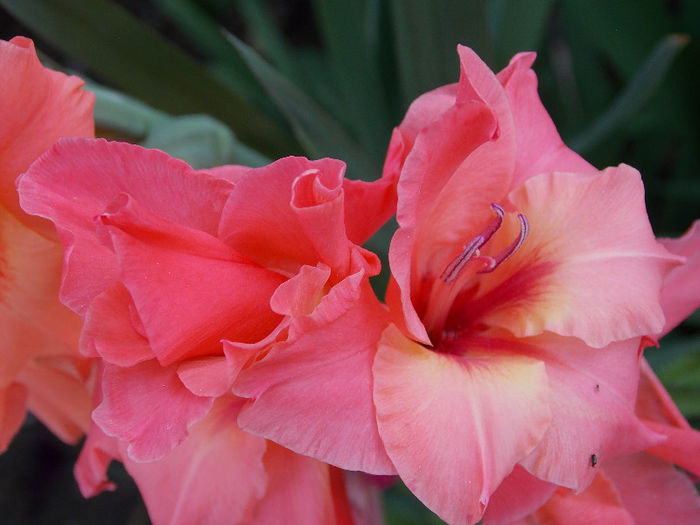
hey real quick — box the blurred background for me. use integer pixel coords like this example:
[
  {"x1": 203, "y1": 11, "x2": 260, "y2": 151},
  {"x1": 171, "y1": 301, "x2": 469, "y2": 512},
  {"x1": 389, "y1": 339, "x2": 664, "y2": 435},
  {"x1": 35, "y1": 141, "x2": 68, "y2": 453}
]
[{"x1": 1, "y1": 1, "x2": 698, "y2": 523}]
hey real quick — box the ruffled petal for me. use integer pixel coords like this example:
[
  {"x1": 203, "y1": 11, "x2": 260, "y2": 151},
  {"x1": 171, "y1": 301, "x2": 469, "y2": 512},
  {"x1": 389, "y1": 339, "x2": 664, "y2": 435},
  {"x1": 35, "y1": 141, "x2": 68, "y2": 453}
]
[
  {"x1": 80, "y1": 284, "x2": 153, "y2": 365},
  {"x1": 373, "y1": 325, "x2": 550, "y2": 525},
  {"x1": 17, "y1": 138, "x2": 234, "y2": 314},
  {"x1": 236, "y1": 273, "x2": 394, "y2": 475},
  {"x1": 124, "y1": 397, "x2": 268, "y2": 525},
  {"x1": 92, "y1": 361, "x2": 213, "y2": 461},
  {"x1": 98, "y1": 194, "x2": 284, "y2": 365},
  {"x1": 219, "y1": 156, "x2": 354, "y2": 277}
]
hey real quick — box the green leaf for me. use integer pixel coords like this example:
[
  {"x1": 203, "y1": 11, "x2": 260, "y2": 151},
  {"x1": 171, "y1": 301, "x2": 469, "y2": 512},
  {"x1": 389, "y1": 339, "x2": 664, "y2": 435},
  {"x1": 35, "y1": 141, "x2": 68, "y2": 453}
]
[
  {"x1": 311, "y1": 0, "x2": 392, "y2": 160},
  {"x1": 234, "y1": 0, "x2": 297, "y2": 81},
  {"x1": 148, "y1": 0, "x2": 281, "y2": 115},
  {"x1": 86, "y1": 81, "x2": 269, "y2": 168},
  {"x1": 87, "y1": 82, "x2": 168, "y2": 138},
  {"x1": 389, "y1": 0, "x2": 492, "y2": 107},
  {"x1": 226, "y1": 33, "x2": 379, "y2": 180},
  {"x1": 143, "y1": 115, "x2": 270, "y2": 169},
  {"x1": 489, "y1": 0, "x2": 557, "y2": 68},
  {"x1": 569, "y1": 33, "x2": 689, "y2": 154},
  {"x1": 561, "y1": 0, "x2": 675, "y2": 79},
  {"x1": 0, "y1": 0, "x2": 297, "y2": 157}
]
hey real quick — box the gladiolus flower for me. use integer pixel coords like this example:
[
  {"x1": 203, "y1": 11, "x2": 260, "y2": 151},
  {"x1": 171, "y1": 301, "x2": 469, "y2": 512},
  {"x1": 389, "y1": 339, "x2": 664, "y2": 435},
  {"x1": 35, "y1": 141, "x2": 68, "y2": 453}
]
[
  {"x1": 18, "y1": 135, "x2": 396, "y2": 460},
  {"x1": 18, "y1": 137, "x2": 397, "y2": 522},
  {"x1": 0, "y1": 36, "x2": 94, "y2": 452},
  {"x1": 226, "y1": 45, "x2": 695, "y2": 525},
  {"x1": 371, "y1": 47, "x2": 687, "y2": 524}
]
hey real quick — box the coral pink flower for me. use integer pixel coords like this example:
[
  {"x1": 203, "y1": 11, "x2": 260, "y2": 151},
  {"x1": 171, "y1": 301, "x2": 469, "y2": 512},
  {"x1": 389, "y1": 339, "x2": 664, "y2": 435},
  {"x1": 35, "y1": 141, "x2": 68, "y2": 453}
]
[
  {"x1": 0, "y1": 36, "x2": 94, "y2": 452},
  {"x1": 371, "y1": 46, "x2": 684, "y2": 524},
  {"x1": 18, "y1": 138, "x2": 396, "y2": 477}
]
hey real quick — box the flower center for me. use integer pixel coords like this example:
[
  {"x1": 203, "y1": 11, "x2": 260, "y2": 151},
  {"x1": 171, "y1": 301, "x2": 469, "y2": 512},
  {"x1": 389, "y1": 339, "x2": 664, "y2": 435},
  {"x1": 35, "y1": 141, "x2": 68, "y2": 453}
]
[{"x1": 423, "y1": 203, "x2": 529, "y2": 346}]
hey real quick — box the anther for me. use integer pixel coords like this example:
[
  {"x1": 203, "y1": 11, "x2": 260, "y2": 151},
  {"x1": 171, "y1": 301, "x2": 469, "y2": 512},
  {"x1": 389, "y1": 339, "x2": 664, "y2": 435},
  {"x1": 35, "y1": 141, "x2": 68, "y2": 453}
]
[
  {"x1": 478, "y1": 213, "x2": 529, "y2": 273},
  {"x1": 440, "y1": 203, "x2": 504, "y2": 284}
]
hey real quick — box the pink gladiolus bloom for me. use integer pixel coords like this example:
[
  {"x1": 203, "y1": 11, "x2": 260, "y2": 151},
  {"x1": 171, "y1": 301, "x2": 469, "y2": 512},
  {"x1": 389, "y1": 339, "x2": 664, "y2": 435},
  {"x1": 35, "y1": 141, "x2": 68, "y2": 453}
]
[
  {"x1": 18, "y1": 137, "x2": 397, "y2": 468},
  {"x1": 371, "y1": 46, "x2": 688, "y2": 524},
  {"x1": 18, "y1": 138, "x2": 397, "y2": 522},
  {"x1": 0, "y1": 37, "x2": 94, "y2": 452}
]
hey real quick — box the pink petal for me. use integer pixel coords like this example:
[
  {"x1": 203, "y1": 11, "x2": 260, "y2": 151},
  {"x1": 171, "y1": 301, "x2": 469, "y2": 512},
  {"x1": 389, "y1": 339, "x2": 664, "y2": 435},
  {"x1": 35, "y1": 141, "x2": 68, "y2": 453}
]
[
  {"x1": 17, "y1": 138, "x2": 234, "y2": 314},
  {"x1": 123, "y1": 397, "x2": 268, "y2": 525},
  {"x1": 634, "y1": 359, "x2": 700, "y2": 476},
  {"x1": 290, "y1": 166, "x2": 351, "y2": 275},
  {"x1": 236, "y1": 273, "x2": 395, "y2": 475},
  {"x1": 389, "y1": 101, "x2": 504, "y2": 344},
  {"x1": 512, "y1": 333, "x2": 663, "y2": 491},
  {"x1": 219, "y1": 156, "x2": 354, "y2": 277},
  {"x1": 657, "y1": 220, "x2": 700, "y2": 336},
  {"x1": 603, "y1": 453, "x2": 700, "y2": 525},
  {"x1": 344, "y1": 472, "x2": 387, "y2": 525},
  {"x1": 342, "y1": 166, "x2": 398, "y2": 246},
  {"x1": 455, "y1": 46, "x2": 516, "y2": 152},
  {"x1": 198, "y1": 163, "x2": 251, "y2": 184},
  {"x1": 1, "y1": 37, "x2": 93, "y2": 237},
  {"x1": 482, "y1": 465, "x2": 556, "y2": 525},
  {"x1": 18, "y1": 359, "x2": 91, "y2": 443},
  {"x1": 248, "y1": 443, "x2": 351, "y2": 524},
  {"x1": 496, "y1": 52, "x2": 594, "y2": 188},
  {"x1": 397, "y1": 84, "x2": 458, "y2": 149},
  {"x1": 532, "y1": 474, "x2": 634, "y2": 525},
  {"x1": 92, "y1": 361, "x2": 213, "y2": 461},
  {"x1": 373, "y1": 325, "x2": 550, "y2": 525},
  {"x1": 176, "y1": 357, "x2": 231, "y2": 397},
  {"x1": 99, "y1": 194, "x2": 284, "y2": 365},
  {"x1": 636, "y1": 358, "x2": 690, "y2": 429},
  {"x1": 472, "y1": 165, "x2": 680, "y2": 348},
  {"x1": 0, "y1": 382, "x2": 27, "y2": 453},
  {"x1": 269, "y1": 263, "x2": 331, "y2": 318},
  {"x1": 0, "y1": 203, "x2": 82, "y2": 361},
  {"x1": 74, "y1": 421, "x2": 120, "y2": 497},
  {"x1": 641, "y1": 420, "x2": 700, "y2": 478},
  {"x1": 80, "y1": 284, "x2": 153, "y2": 365}
]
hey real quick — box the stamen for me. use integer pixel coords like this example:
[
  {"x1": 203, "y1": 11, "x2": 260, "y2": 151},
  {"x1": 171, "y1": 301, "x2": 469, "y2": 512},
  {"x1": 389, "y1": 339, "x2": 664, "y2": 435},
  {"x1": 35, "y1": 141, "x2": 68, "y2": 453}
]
[
  {"x1": 440, "y1": 236, "x2": 482, "y2": 284},
  {"x1": 440, "y1": 203, "x2": 504, "y2": 284},
  {"x1": 478, "y1": 213, "x2": 529, "y2": 273}
]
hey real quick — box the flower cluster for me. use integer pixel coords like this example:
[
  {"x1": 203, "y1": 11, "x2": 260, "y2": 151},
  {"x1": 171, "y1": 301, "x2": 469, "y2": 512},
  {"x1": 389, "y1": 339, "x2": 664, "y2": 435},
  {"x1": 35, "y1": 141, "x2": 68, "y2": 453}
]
[{"x1": 2, "y1": 36, "x2": 699, "y2": 524}]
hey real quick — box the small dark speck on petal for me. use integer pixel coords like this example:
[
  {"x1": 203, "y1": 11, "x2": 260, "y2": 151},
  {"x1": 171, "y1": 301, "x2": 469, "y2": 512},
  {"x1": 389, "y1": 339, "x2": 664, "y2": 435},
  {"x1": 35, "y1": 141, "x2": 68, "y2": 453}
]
[
  {"x1": 591, "y1": 454, "x2": 598, "y2": 467},
  {"x1": 595, "y1": 384, "x2": 600, "y2": 392}
]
